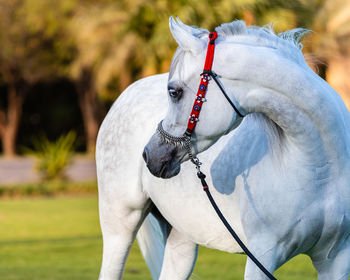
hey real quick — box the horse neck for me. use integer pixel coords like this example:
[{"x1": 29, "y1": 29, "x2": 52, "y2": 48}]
[{"x1": 234, "y1": 65, "x2": 349, "y2": 166}]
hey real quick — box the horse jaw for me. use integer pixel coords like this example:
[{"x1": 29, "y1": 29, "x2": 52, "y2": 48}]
[{"x1": 169, "y1": 16, "x2": 207, "y2": 54}]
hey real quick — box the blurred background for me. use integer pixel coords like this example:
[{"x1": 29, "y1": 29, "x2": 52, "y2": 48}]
[
  {"x1": 0, "y1": 0, "x2": 350, "y2": 159},
  {"x1": 0, "y1": 0, "x2": 349, "y2": 279}
]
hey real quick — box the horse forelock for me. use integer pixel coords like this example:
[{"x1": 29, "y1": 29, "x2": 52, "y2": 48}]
[{"x1": 169, "y1": 47, "x2": 185, "y2": 81}]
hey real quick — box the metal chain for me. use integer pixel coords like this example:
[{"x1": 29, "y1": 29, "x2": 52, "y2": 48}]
[
  {"x1": 157, "y1": 121, "x2": 187, "y2": 144},
  {"x1": 157, "y1": 120, "x2": 202, "y2": 172},
  {"x1": 183, "y1": 136, "x2": 202, "y2": 172}
]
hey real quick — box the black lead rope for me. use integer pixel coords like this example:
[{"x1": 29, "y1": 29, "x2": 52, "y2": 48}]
[
  {"x1": 186, "y1": 69, "x2": 276, "y2": 279},
  {"x1": 197, "y1": 171, "x2": 277, "y2": 280}
]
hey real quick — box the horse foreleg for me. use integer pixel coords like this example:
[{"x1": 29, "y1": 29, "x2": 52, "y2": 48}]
[
  {"x1": 243, "y1": 242, "x2": 278, "y2": 280},
  {"x1": 98, "y1": 198, "x2": 152, "y2": 280},
  {"x1": 313, "y1": 235, "x2": 350, "y2": 280},
  {"x1": 159, "y1": 227, "x2": 198, "y2": 280}
]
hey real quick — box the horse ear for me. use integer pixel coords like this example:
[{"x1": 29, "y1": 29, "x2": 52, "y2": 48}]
[{"x1": 169, "y1": 16, "x2": 207, "y2": 54}]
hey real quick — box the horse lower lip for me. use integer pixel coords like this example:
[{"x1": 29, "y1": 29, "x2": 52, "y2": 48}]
[{"x1": 158, "y1": 163, "x2": 168, "y2": 178}]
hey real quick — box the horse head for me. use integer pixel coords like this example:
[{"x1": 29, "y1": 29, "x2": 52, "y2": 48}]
[{"x1": 143, "y1": 17, "x2": 244, "y2": 178}]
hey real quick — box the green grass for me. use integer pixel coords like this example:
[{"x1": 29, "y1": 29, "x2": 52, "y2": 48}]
[
  {"x1": 0, "y1": 195, "x2": 318, "y2": 279},
  {"x1": 193, "y1": 248, "x2": 317, "y2": 280},
  {"x1": 0, "y1": 180, "x2": 98, "y2": 198},
  {"x1": 0, "y1": 195, "x2": 151, "y2": 280}
]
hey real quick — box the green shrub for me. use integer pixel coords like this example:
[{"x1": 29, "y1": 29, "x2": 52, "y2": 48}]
[{"x1": 28, "y1": 131, "x2": 77, "y2": 181}]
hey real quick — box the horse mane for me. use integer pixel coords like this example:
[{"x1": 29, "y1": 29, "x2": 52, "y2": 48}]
[
  {"x1": 215, "y1": 20, "x2": 308, "y2": 50},
  {"x1": 249, "y1": 113, "x2": 286, "y2": 157},
  {"x1": 215, "y1": 20, "x2": 309, "y2": 64}
]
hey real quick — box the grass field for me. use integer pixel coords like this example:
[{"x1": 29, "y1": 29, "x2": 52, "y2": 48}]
[{"x1": 0, "y1": 195, "x2": 318, "y2": 279}]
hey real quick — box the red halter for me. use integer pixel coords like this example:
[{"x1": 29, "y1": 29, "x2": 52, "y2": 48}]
[{"x1": 185, "y1": 32, "x2": 218, "y2": 136}]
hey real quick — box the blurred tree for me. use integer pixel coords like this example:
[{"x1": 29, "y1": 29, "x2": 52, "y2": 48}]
[
  {"x1": 68, "y1": 2, "x2": 127, "y2": 153},
  {"x1": 312, "y1": 0, "x2": 350, "y2": 108},
  {"x1": 0, "y1": 0, "x2": 75, "y2": 156}
]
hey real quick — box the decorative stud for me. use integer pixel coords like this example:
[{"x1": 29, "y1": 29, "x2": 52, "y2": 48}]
[
  {"x1": 193, "y1": 105, "x2": 200, "y2": 111},
  {"x1": 200, "y1": 73, "x2": 211, "y2": 82},
  {"x1": 196, "y1": 94, "x2": 207, "y2": 103},
  {"x1": 199, "y1": 84, "x2": 206, "y2": 92},
  {"x1": 189, "y1": 114, "x2": 199, "y2": 123}
]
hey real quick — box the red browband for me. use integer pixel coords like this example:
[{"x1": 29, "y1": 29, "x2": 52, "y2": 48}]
[{"x1": 185, "y1": 32, "x2": 218, "y2": 136}]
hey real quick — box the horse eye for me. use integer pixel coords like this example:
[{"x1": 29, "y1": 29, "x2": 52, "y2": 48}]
[{"x1": 168, "y1": 87, "x2": 183, "y2": 99}]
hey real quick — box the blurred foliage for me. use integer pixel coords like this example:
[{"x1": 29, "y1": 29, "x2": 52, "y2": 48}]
[
  {"x1": 312, "y1": 0, "x2": 350, "y2": 57},
  {"x1": 64, "y1": 0, "x2": 328, "y2": 103},
  {"x1": 27, "y1": 131, "x2": 77, "y2": 181},
  {"x1": 0, "y1": 0, "x2": 75, "y2": 84},
  {"x1": 0, "y1": 0, "x2": 349, "y2": 155},
  {"x1": 0, "y1": 0, "x2": 346, "y2": 102}
]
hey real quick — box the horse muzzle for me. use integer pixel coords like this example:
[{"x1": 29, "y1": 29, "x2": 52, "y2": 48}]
[{"x1": 143, "y1": 133, "x2": 181, "y2": 179}]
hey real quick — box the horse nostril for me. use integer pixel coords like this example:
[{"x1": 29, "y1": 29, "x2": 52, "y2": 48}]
[{"x1": 142, "y1": 148, "x2": 149, "y2": 164}]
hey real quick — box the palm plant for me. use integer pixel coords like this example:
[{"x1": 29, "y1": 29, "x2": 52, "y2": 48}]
[{"x1": 30, "y1": 131, "x2": 77, "y2": 181}]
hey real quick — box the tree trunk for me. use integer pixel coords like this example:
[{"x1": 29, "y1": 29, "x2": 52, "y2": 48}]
[
  {"x1": 0, "y1": 84, "x2": 25, "y2": 157},
  {"x1": 76, "y1": 67, "x2": 104, "y2": 154},
  {"x1": 79, "y1": 88, "x2": 101, "y2": 154},
  {"x1": 326, "y1": 55, "x2": 350, "y2": 110}
]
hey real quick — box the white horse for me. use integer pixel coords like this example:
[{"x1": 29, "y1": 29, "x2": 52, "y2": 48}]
[
  {"x1": 97, "y1": 18, "x2": 349, "y2": 279},
  {"x1": 142, "y1": 18, "x2": 350, "y2": 279}
]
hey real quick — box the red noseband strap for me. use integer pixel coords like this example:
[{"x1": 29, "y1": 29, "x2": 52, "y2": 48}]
[{"x1": 185, "y1": 32, "x2": 218, "y2": 136}]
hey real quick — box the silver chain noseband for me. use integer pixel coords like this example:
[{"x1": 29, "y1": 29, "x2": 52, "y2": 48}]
[{"x1": 157, "y1": 120, "x2": 202, "y2": 170}]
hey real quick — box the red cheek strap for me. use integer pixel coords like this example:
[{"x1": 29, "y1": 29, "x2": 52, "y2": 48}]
[{"x1": 185, "y1": 32, "x2": 218, "y2": 137}]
